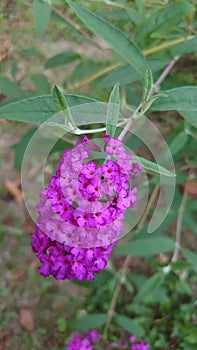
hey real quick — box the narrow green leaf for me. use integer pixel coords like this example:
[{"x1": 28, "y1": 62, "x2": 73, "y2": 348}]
[
  {"x1": 135, "y1": 0, "x2": 144, "y2": 15},
  {"x1": 72, "y1": 314, "x2": 107, "y2": 331},
  {"x1": 151, "y1": 87, "x2": 197, "y2": 112},
  {"x1": 132, "y1": 155, "x2": 176, "y2": 177},
  {"x1": 126, "y1": 7, "x2": 143, "y2": 25},
  {"x1": 142, "y1": 69, "x2": 153, "y2": 105},
  {"x1": 66, "y1": 0, "x2": 148, "y2": 75},
  {"x1": 31, "y1": 74, "x2": 51, "y2": 94},
  {"x1": 170, "y1": 35, "x2": 197, "y2": 57},
  {"x1": 100, "y1": 9, "x2": 130, "y2": 21},
  {"x1": 0, "y1": 77, "x2": 29, "y2": 99},
  {"x1": 19, "y1": 48, "x2": 45, "y2": 59},
  {"x1": 51, "y1": 9, "x2": 95, "y2": 45},
  {"x1": 45, "y1": 51, "x2": 80, "y2": 69},
  {"x1": 179, "y1": 110, "x2": 197, "y2": 128},
  {"x1": 114, "y1": 235, "x2": 174, "y2": 256},
  {"x1": 11, "y1": 62, "x2": 18, "y2": 80},
  {"x1": 71, "y1": 60, "x2": 101, "y2": 83},
  {"x1": 106, "y1": 83, "x2": 120, "y2": 137},
  {"x1": 134, "y1": 272, "x2": 163, "y2": 303},
  {"x1": 169, "y1": 132, "x2": 189, "y2": 157},
  {"x1": 33, "y1": 0, "x2": 52, "y2": 37},
  {"x1": 52, "y1": 85, "x2": 81, "y2": 133},
  {"x1": 182, "y1": 248, "x2": 197, "y2": 271},
  {"x1": 141, "y1": 94, "x2": 167, "y2": 114},
  {"x1": 115, "y1": 314, "x2": 144, "y2": 337},
  {"x1": 99, "y1": 58, "x2": 169, "y2": 88},
  {"x1": 183, "y1": 210, "x2": 197, "y2": 235},
  {"x1": 135, "y1": 1, "x2": 195, "y2": 42},
  {"x1": 53, "y1": 85, "x2": 68, "y2": 112},
  {"x1": 12, "y1": 128, "x2": 37, "y2": 169},
  {"x1": 0, "y1": 94, "x2": 96, "y2": 124}
]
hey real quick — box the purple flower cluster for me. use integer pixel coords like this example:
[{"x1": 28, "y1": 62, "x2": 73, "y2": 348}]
[
  {"x1": 31, "y1": 135, "x2": 142, "y2": 281},
  {"x1": 116, "y1": 335, "x2": 150, "y2": 350},
  {"x1": 65, "y1": 331, "x2": 150, "y2": 350},
  {"x1": 66, "y1": 330, "x2": 99, "y2": 350},
  {"x1": 31, "y1": 226, "x2": 114, "y2": 281}
]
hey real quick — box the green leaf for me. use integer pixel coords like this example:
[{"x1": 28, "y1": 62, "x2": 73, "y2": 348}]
[
  {"x1": 66, "y1": 0, "x2": 148, "y2": 76},
  {"x1": 179, "y1": 110, "x2": 197, "y2": 128},
  {"x1": 182, "y1": 248, "x2": 197, "y2": 271},
  {"x1": 71, "y1": 60, "x2": 101, "y2": 83},
  {"x1": 51, "y1": 9, "x2": 95, "y2": 46},
  {"x1": 99, "y1": 58, "x2": 169, "y2": 88},
  {"x1": 106, "y1": 83, "x2": 120, "y2": 137},
  {"x1": 19, "y1": 48, "x2": 45, "y2": 59},
  {"x1": 31, "y1": 74, "x2": 51, "y2": 94},
  {"x1": 72, "y1": 314, "x2": 107, "y2": 331},
  {"x1": 115, "y1": 314, "x2": 144, "y2": 337},
  {"x1": 50, "y1": 139, "x2": 72, "y2": 153},
  {"x1": 11, "y1": 62, "x2": 18, "y2": 80},
  {"x1": 135, "y1": 0, "x2": 144, "y2": 15},
  {"x1": 169, "y1": 132, "x2": 189, "y2": 157},
  {"x1": 132, "y1": 155, "x2": 176, "y2": 177},
  {"x1": 141, "y1": 94, "x2": 167, "y2": 114},
  {"x1": 135, "y1": 1, "x2": 195, "y2": 42},
  {"x1": 0, "y1": 94, "x2": 96, "y2": 124},
  {"x1": 183, "y1": 210, "x2": 197, "y2": 235},
  {"x1": 53, "y1": 85, "x2": 68, "y2": 112},
  {"x1": 33, "y1": 0, "x2": 52, "y2": 37},
  {"x1": 45, "y1": 51, "x2": 80, "y2": 69},
  {"x1": 114, "y1": 235, "x2": 174, "y2": 256},
  {"x1": 12, "y1": 128, "x2": 37, "y2": 169},
  {"x1": 52, "y1": 85, "x2": 78, "y2": 132},
  {"x1": 0, "y1": 77, "x2": 29, "y2": 99},
  {"x1": 134, "y1": 272, "x2": 164, "y2": 303},
  {"x1": 142, "y1": 69, "x2": 153, "y2": 105},
  {"x1": 100, "y1": 9, "x2": 130, "y2": 20},
  {"x1": 151, "y1": 87, "x2": 197, "y2": 113},
  {"x1": 170, "y1": 35, "x2": 197, "y2": 57},
  {"x1": 126, "y1": 7, "x2": 143, "y2": 25}
]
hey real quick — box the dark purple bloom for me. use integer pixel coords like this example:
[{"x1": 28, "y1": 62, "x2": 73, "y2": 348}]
[{"x1": 31, "y1": 226, "x2": 114, "y2": 281}]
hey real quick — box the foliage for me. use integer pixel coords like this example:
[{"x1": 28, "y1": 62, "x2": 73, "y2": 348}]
[{"x1": 0, "y1": 0, "x2": 197, "y2": 349}]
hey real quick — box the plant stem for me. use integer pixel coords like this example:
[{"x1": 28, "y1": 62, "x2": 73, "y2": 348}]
[
  {"x1": 102, "y1": 184, "x2": 160, "y2": 339},
  {"x1": 118, "y1": 56, "x2": 179, "y2": 142},
  {"x1": 150, "y1": 56, "x2": 179, "y2": 96},
  {"x1": 77, "y1": 127, "x2": 107, "y2": 135},
  {"x1": 73, "y1": 36, "x2": 193, "y2": 90},
  {"x1": 118, "y1": 104, "x2": 142, "y2": 141},
  {"x1": 142, "y1": 35, "x2": 193, "y2": 55},
  {"x1": 73, "y1": 63, "x2": 120, "y2": 90}
]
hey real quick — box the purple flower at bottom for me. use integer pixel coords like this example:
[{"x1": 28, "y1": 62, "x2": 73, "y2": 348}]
[
  {"x1": 65, "y1": 331, "x2": 150, "y2": 350},
  {"x1": 66, "y1": 330, "x2": 99, "y2": 350},
  {"x1": 31, "y1": 226, "x2": 114, "y2": 281},
  {"x1": 131, "y1": 341, "x2": 150, "y2": 350}
]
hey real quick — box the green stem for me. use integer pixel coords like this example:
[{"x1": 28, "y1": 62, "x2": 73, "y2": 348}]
[{"x1": 118, "y1": 56, "x2": 179, "y2": 142}]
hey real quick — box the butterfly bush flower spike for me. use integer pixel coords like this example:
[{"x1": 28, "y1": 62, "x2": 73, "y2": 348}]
[{"x1": 31, "y1": 135, "x2": 142, "y2": 281}]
